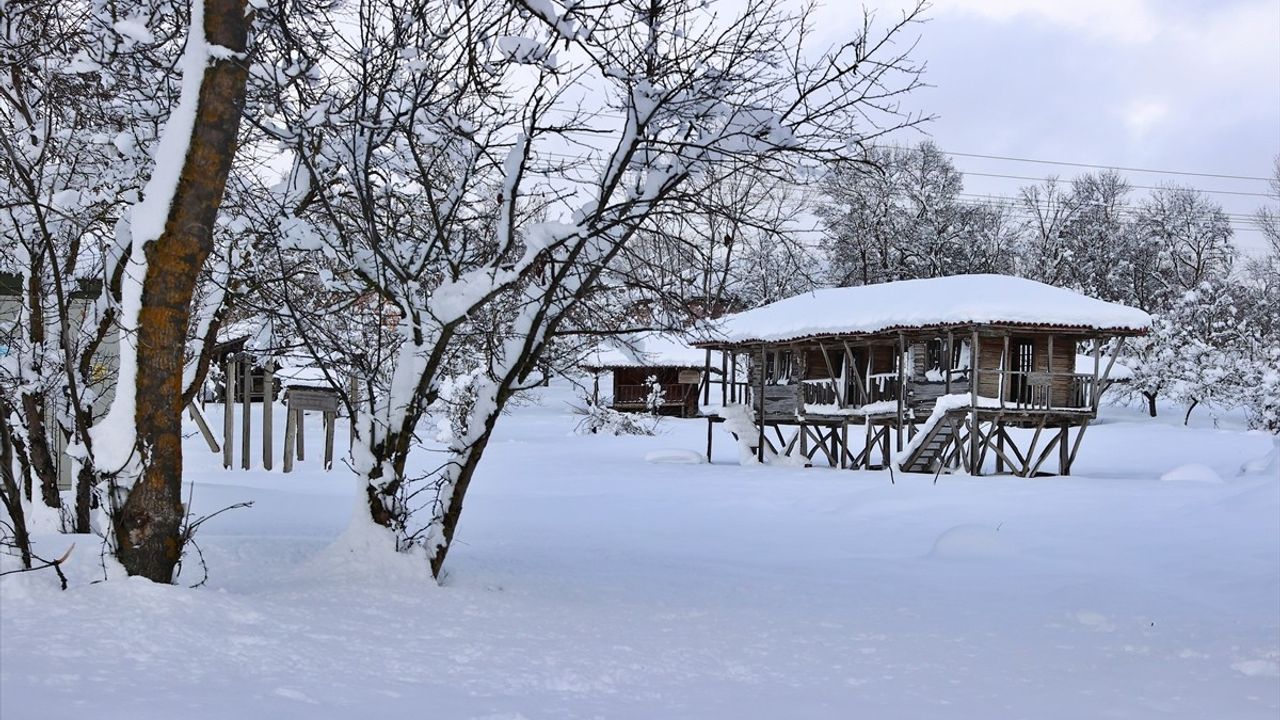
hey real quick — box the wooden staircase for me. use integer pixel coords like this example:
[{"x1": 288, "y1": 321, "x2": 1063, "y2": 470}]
[{"x1": 900, "y1": 412, "x2": 960, "y2": 474}]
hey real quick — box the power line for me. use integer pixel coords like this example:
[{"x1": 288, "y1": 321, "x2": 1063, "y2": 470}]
[
  {"x1": 941, "y1": 150, "x2": 1272, "y2": 183},
  {"x1": 960, "y1": 171, "x2": 1273, "y2": 198},
  {"x1": 535, "y1": 112, "x2": 1273, "y2": 182}
]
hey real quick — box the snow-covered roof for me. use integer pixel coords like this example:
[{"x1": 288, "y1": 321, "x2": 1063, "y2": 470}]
[
  {"x1": 582, "y1": 333, "x2": 709, "y2": 370},
  {"x1": 692, "y1": 275, "x2": 1151, "y2": 345}
]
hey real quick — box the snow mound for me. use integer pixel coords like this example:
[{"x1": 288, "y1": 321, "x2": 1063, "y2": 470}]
[
  {"x1": 1231, "y1": 659, "x2": 1280, "y2": 678},
  {"x1": 644, "y1": 449, "x2": 706, "y2": 465},
  {"x1": 928, "y1": 524, "x2": 1012, "y2": 559},
  {"x1": 1239, "y1": 444, "x2": 1278, "y2": 476},
  {"x1": 1160, "y1": 463, "x2": 1223, "y2": 484}
]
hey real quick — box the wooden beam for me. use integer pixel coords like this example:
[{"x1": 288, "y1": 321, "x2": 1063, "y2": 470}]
[
  {"x1": 1000, "y1": 333, "x2": 1009, "y2": 411},
  {"x1": 896, "y1": 332, "x2": 906, "y2": 451},
  {"x1": 1058, "y1": 423, "x2": 1069, "y2": 475},
  {"x1": 240, "y1": 355, "x2": 251, "y2": 471},
  {"x1": 1027, "y1": 431, "x2": 1064, "y2": 477},
  {"x1": 323, "y1": 411, "x2": 335, "y2": 470},
  {"x1": 282, "y1": 404, "x2": 296, "y2": 473},
  {"x1": 757, "y1": 345, "x2": 766, "y2": 463},
  {"x1": 1067, "y1": 418, "x2": 1092, "y2": 469},
  {"x1": 295, "y1": 408, "x2": 305, "y2": 461},
  {"x1": 818, "y1": 343, "x2": 845, "y2": 407},
  {"x1": 969, "y1": 329, "x2": 980, "y2": 475},
  {"x1": 1091, "y1": 337, "x2": 1102, "y2": 411},
  {"x1": 1019, "y1": 416, "x2": 1049, "y2": 477},
  {"x1": 703, "y1": 349, "x2": 712, "y2": 407},
  {"x1": 841, "y1": 340, "x2": 870, "y2": 405},
  {"x1": 262, "y1": 363, "x2": 273, "y2": 471},
  {"x1": 222, "y1": 356, "x2": 234, "y2": 469},
  {"x1": 945, "y1": 331, "x2": 953, "y2": 395},
  {"x1": 187, "y1": 404, "x2": 220, "y2": 454}
]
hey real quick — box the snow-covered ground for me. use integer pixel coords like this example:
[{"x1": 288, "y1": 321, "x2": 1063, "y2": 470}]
[{"x1": 3, "y1": 383, "x2": 1278, "y2": 719}]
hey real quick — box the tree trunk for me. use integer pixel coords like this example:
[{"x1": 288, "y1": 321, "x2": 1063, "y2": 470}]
[
  {"x1": 1144, "y1": 391, "x2": 1158, "y2": 418},
  {"x1": 428, "y1": 403, "x2": 503, "y2": 580},
  {"x1": 113, "y1": 0, "x2": 250, "y2": 582},
  {"x1": 1183, "y1": 399, "x2": 1199, "y2": 426},
  {"x1": 19, "y1": 393, "x2": 61, "y2": 510},
  {"x1": 74, "y1": 463, "x2": 96, "y2": 534},
  {"x1": 0, "y1": 405, "x2": 33, "y2": 568}
]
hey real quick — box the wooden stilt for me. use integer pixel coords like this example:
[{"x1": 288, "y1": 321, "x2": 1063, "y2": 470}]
[
  {"x1": 241, "y1": 356, "x2": 251, "y2": 471},
  {"x1": 222, "y1": 356, "x2": 234, "y2": 469},
  {"x1": 995, "y1": 420, "x2": 1006, "y2": 474},
  {"x1": 757, "y1": 346, "x2": 766, "y2": 463},
  {"x1": 1058, "y1": 423, "x2": 1070, "y2": 475},
  {"x1": 262, "y1": 363, "x2": 274, "y2": 471},
  {"x1": 896, "y1": 332, "x2": 906, "y2": 451},
  {"x1": 323, "y1": 410, "x2": 335, "y2": 470},
  {"x1": 282, "y1": 405, "x2": 296, "y2": 473},
  {"x1": 969, "y1": 329, "x2": 980, "y2": 475},
  {"x1": 295, "y1": 408, "x2": 306, "y2": 461}
]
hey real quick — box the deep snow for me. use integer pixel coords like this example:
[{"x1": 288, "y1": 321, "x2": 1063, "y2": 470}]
[{"x1": 2, "y1": 383, "x2": 1277, "y2": 719}]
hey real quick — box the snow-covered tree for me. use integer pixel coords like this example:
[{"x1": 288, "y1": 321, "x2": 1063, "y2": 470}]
[
  {"x1": 1125, "y1": 280, "x2": 1249, "y2": 421},
  {"x1": 819, "y1": 142, "x2": 1002, "y2": 286},
  {"x1": 1136, "y1": 185, "x2": 1236, "y2": 309},
  {"x1": 249, "y1": 0, "x2": 929, "y2": 579}
]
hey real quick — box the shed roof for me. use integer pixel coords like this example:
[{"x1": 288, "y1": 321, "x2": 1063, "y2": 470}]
[
  {"x1": 690, "y1": 275, "x2": 1152, "y2": 346},
  {"x1": 582, "y1": 333, "x2": 709, "y2": 370}
]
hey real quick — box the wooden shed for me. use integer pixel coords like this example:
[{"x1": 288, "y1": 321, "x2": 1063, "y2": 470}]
[
  {"x1": 582, "y1": 334, "x2": 720, "y2": 418},
  {"x1": 691, "y1": 274, "x2": 1151, "y2": 477}
]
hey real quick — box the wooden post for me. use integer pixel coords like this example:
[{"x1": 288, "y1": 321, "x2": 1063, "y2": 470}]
[
  {"x1": 840, "y1": 422, "x2": 849, "y2": 469},
  {"x1": 1091, "y1": 337, "x2": 1101, "y2": 412},
  {"x1": 945, "y1": 331, "x2": 952, "y2": 395},
  {"x1": 592, "y1": 373, "x2": 600, "y2": 405},
  {"x1": 732, "y1": 351, "x2": 742, "y2": 404},
  {"x1": 295, "y1": 408, "x2": 305, "y2": 461},
  {"x1": 282, "y1": 401, "x2": 296, "y2": 474},
  {"x1": 1000, "y1": 334, "x2": 1009, "y2": 410},
  {"x1": 241, "y1": 355, "x2": 251, "y2": 471},
  {"x1": 969, "y1": 329, "x2": 980, "y2": 475},
  {"x1": 995, "y1": 421, "x2": 1005, "y2": 474},
  {"x1": 720, "y1": 350, "x2": 728, "y2": 406},
  {"x1": 1059, "y1": 423, "x2": 1070, "y2": 475},
  {"x1": 895, "y1": 332, "x2": 906, "y2": 451},
  {"x1": 323, "y1": 410, "x2": 335, "y2": 470},
  {"x1": 703, "y1": 349, "x2": 712, "y2": 408},
  {"x1": 1047, "y1": 334, "x2": 1055, "y2": 408},
  {"x1": 222, "y1": 356, "x2": 234, "y2": 469},
  {"x1": 757, "y1": 345, "x2": 766, "y2": 463},
  {"x1": 705, "y1": 417, "x2": 713, "y2": 462},
  {"x1": 262, "y1": 363, "x2": 274, "y2": 471}
]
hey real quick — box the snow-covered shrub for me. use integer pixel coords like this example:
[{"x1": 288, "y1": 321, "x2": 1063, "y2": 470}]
[
  {"x1": 1242, "y1": 347, "x2": 1280, "y2": 433},
  {"x1": 644, "y1": 375, "x2": 665, "y2": 415},
  {"x1": 572, "y1": 401, "x2": 658, "y2": 436}
]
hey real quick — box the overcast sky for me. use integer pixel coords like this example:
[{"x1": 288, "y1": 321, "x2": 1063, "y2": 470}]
[{"x1": 810, "y1": 0, "x2": 1280, "y2": 253}]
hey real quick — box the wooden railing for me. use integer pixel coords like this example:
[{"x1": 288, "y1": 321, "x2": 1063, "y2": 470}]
[
  {"x1": 614, "y1": 383, "x2": 692, "y2": 406},
  {"x1": 801, "y1": 381, "x2": 838, "y2": 406},
  {"x1": 980, "y1": 371, "x2": 1096, "y2": 410}
]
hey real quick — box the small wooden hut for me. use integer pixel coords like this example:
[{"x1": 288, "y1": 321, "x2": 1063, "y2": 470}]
[
  {"x1": 691, "y1": 274, "x2": 1151, "y2": 476},
  {"x1": 582, "y1": 334, "x2": 719, "y2": 418}
]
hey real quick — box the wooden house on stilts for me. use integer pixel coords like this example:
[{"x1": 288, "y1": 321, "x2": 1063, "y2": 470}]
[{"x1": 690, "y1": 275, "x2": 1151, "y2": 477}]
